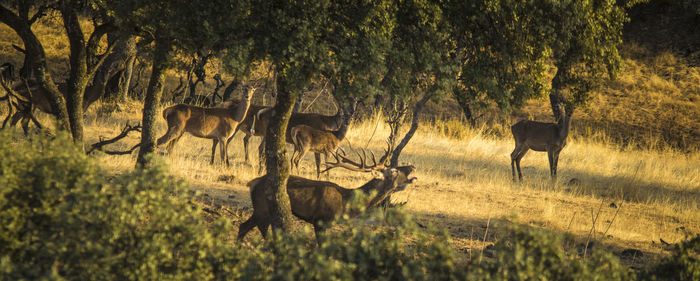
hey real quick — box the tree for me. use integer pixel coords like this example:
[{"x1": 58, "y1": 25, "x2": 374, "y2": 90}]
[
  {"x1": 250, "y1": 0, "x2": 396, "y2": 231},
  {"x1": 0, "y1": 0, "x2": 117, "y2": 144},
  {"x1": 446, "y1": 0, "x2": 627, "y2": 124},
  {"x1": 110, "y1": 0, "x2": 253, "y2": 166}
]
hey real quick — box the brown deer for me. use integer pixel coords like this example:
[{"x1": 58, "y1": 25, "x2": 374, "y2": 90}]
[
  {"x1": 156, "y1": 85, "x2": 256, "y2": 166},
  {"x1": 510, "y1": 100, "x2": 574, "y2": 182},
  {"x1": 289, "y1": 106, "x2": 355, "y2": 178},
  {"x1": 237, "y1": 148, "x2": 417, "y2": 241},
  {"x1": 254, "y1": 98, "x2": 357, "y2": 172},
  {"x1": 209, "y1": 94, "x2": 305, "y2": 164}
]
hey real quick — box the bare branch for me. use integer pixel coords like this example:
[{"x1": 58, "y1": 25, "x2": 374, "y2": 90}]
[{"x1": 88, "y1": 122, "x2": 142, "y2": 154}]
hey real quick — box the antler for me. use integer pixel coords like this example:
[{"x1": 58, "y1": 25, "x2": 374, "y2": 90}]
[{"x1": 321, "y1": 147, "x2": 387, "y2": 173}]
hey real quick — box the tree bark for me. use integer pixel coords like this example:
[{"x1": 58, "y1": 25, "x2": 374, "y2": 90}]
[
  {"x1": 137, "y1": 38, "x2": 172, "y2": 167},
  {"x1": 390, "y1": 94, "x2": 430, "y2": 166},
  {"x1": 61, "y1": 5, "x2": 88, "y2": 145},
  {"x1": 0, "y1": 4, "x2": 70, "y2": 131},
  {"x1": 452, "y1": 87, "x2": 476, "y2": 127},
  {"x1": 119, "y1": 56, "x2": 136, "y2": 102},
  {"x1": 263, "y1": 76, "x2": 296, "y2": 233}
]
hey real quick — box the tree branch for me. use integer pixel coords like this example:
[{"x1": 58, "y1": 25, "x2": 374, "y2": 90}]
[{"x1": 88, "y1": 122, "x2": 142, "y2": 154}]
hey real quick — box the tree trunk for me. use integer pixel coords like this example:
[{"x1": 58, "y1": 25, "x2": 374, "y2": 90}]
[
  {"x1": 390, "y1": 94, "x2": 430, "y2": 166},
  {"x1": 263, "y1": 76, "x2": 296, "y2": 233},
  {"x1": 61, "y1": 5, "x2": 88, "y2": 145},
  {"x1": 0, "y1": 5, "x2": 70, "y2": 131},
  {"x1": 137, "y1": 38, "x2": 172, "y2": 167},
  {"x1": 222, "y1": 78, "x2": 240, "y2": 101},
  {"x1": 119, "y1": 56, "x2": 136, "y2": 102},
  {"x1": 452, "y1": 87, "x2": 476, "y2": 127}
]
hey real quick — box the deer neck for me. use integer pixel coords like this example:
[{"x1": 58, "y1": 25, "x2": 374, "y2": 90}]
[
  {"x1": 332, "y1": 116, "x2": 350, "y2": 141},
  {"x1": 351, "y1": 178, "x2": 394, "y2": 209},
  {"x1": 558, "y1": 111, "x2": 573, "y2": 139},
  {"x1": 232, "y1": 96, "x2": 252, "y2": 122}
]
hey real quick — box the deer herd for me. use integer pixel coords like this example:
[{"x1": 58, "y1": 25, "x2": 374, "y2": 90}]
[{"x1": 2, "y1": 62, "x2": 578, "y2": 241}]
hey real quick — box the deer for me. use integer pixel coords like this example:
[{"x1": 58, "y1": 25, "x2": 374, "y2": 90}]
[
  {"x1": 208, "y1": 93, "x2": 306, "y2": 164},
  {"x1": 156, "y1": 85, "x2": 257, "y2": 166},
  {"x1": 289, "y1": 104, "x2": 355, "y2": 178},
  {"x1": 237, "y1": 147, "x2": 417, "y2": 241},
  {"x1": 510, "y1": 98, "x2": 574, "y2": 182},
  {"x1": 253, "y1": 98, "x2": 357, "y2": 173}
]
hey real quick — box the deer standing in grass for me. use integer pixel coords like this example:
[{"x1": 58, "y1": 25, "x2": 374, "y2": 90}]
[
  {"x1": 156, "y1": 85, "x2": 256, "y2": 166},
  {"x1": 209, "y1": 94, "x2": 304, "y2": 164},
  {"x1": 253, "y1": 99, "x2": 355, "y2": 172},
  {"x1": 237, "y1": 147, "x2": 417, "y2": 241},
  {"x1": 510, "y1": 99, "x2": 574, "y2": 182},
  {"x1": 289, "y1": 104, "x2": 355, "y2": 177}
]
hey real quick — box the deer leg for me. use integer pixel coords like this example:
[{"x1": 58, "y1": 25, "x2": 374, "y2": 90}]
[
  {"x1": 515, "y1": 148, "x2": 528, "y2": 181},
  {"x1": 242, "y1": 134, "x2": 251, "y2": 162},
  {"x1": 237, "y1": 216, "x2": 258, "y2": 241},
  {"x1": 551, "y1": 149, "x2": 561, "y2": 183},
  {"x1": 547, "y1": 149, "x2": 555, "y2": 179},
  {"x1": 210, "y1": 139, "x2": 218, "y2": 165},
  {"x1": 257, "y1": 139, "x2": 266, "y2": 174},
  {"x1": 314, "y1": 152, "x2": 323, "y2": 179},
  {"x1": 257, "y1": 222, "x2": 270, "y2": 239},
  {"x1": 510, "y1": 145, "x2": 522, "y2": 181},
  {"x1": 20, "y1": 114, "x2": 30, "y2": 136}
]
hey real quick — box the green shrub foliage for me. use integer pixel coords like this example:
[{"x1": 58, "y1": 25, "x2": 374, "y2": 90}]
[
  {"x1": 0, "y1": 132, "x2": 691, "y2": 280},
  {"x1": 643, "y1": 235, "x2": 700, "y2": 281}
]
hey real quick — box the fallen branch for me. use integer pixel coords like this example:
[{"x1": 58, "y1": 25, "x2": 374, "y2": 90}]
[{"x1": 88, "y1": 122, "x2": 141, "y2": 154}]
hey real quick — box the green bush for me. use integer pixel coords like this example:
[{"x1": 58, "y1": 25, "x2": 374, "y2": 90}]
[
  {"x1": 465, "y1": 226, "x2": 635, "y2": 281},
  {"x1": 0, "y1": 133, "x2": 242, "y2": 280},
  {"x1": 642, "y1": 235, "x2": 700, "y2": 281}
]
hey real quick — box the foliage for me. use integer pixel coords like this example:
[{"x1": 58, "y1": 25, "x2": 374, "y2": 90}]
[
  {"x1": 464, "y1": 226, "x2": 636, "y2": 281},
  {"x1": 0, "y1": 132, "x2": 235, "y2": 280},
  {"x1": 642, "y1": 235, "x2": 700, "y2": 281}
]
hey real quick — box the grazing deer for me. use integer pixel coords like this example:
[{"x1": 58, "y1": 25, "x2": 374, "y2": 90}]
[
  {"x1": 156, "y1": 85, "x2": 256, "y2": 166},
  {"x1": 510, "y1": 101, "x2": 574, "y2": 182},
  {"x1": 289, "y1": 106, "x2": 355, "y2": 177},
  {"x1": 237, "y1": 148, "x2": 417, "y2": 241}
]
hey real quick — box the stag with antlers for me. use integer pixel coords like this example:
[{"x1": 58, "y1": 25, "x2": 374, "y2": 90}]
[
  {"x1": 237, "y1": 145, "x2": 416, "y2": 241},
  {"x1": 510, "y1": 96, "x2": 574, "y2": 182},
  {"x1": 156, "y1": 85, "x2": 257, "y2": 166}
]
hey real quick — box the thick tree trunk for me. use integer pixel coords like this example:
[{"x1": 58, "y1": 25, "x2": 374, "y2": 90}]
[
  {"x1": 263, "y1": 76, "x2": 296, "y2": 233},
  {"x1": 0, "y1": 5, "x2": 70, "y2": 131},
  {"x1": 119, "y1": 56, "x2": 136, "y2": 102},
  {"x1": 452, "y1": 87, "x2": 476, "y2": 127},
  {"x1": 137, "y1": 39, "x2": 172, "y2": 167},
  {"x1": 62, "y1": 6, "x2": 88, "y2": 145}
]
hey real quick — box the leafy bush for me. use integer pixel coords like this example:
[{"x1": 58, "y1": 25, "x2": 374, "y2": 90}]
[
  {"x1": 0, "y1": 133, "x2": 241, "y2": 280},
  {"x1": 642, "y1": 235, "x2": 700, "y2": 281},
  {"x1": 465, "y1": 226, "x2": 635, "y2": 281}
]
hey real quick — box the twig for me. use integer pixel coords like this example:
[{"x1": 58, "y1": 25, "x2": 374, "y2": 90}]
[
  {"x1": 566, "y1": 211, "x2": 577, "y2": 231},
  {"x1": 602, "y1": 202, "x2": 622, "y2": 238},
  {"x1": 480, "y1": 216, "x2": 491, "y2": 263},
  {"x1": 583, "y1": 198, "x2": 605, "y2": 259}
]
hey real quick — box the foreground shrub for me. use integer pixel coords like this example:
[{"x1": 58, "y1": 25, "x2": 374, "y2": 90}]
[
  {"x1": 0, "y1": 133, "x2": 240, "y2": 280},
  {"x1": 642, "y1": 235, "x2": 700, "y2": 281},
  {"x1": 465, "y1": 226, "x2": 635, "y2": 281}
]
